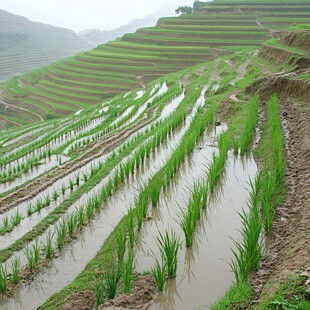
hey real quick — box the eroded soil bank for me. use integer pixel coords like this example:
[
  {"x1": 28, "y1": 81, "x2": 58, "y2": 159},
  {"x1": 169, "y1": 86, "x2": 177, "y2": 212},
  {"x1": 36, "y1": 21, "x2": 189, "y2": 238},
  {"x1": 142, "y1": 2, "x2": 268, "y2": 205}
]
[{"x1": 250, "y1": 80, "x2": 310, "y2": 299}]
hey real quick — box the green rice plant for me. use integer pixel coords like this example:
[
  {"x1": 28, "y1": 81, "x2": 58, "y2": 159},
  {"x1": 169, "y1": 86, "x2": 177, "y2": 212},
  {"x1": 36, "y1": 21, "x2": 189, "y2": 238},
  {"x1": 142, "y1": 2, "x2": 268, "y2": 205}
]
[
  {"x1": 123, "y1": 249, "x2": 134, "y2": 293},
  {"x1": 77, "y1": 206, "x2": 85, "y2": 227},
  {"x1": 240, "y1": 96, "x2": 259, "y2": 155},
  {"x1": 52, "y1": 189, "x2": 59, "y2": 201},
  {"x1": 82, "y1": 172, "x2": 89, "y2": 183},
  {"x1": 104, "y1": 264, "x2": 122, "y2": 299},
  {"x1": 11, "y1": 210, "x2": 22, "y2": 227},
  {"x1": 23, "y1": 246, "x2": 36, "y2": 271},
  {"x1": 86, "y1": 200, "x2": 95, "y2": 220},
  {"x1": 0, "y1": 264, "x2": 7, "y2": 293},
  {"x1": 230, "y1": 175, "x2": 263, "y2": 283},
  {"x1": 233, "y1": 139, "x2": 239, "y2": 155},
  {"x1": 127, "y1": 208, "x2": 135, "y2": 249},
  {"x1": 95, "y1": 281, "x2": 105, "y2": 309},
  {"x1": 151, "y1": 257, "x2": 166, "y2": 291},
  {"x1": 26, "y1": 203, "x2": 33, "y2": 216},
  {"x1": 178, "y1": 207, "x2": 196, "y2": 248},
  {"x1": 56, "y1": 220, "x2": 67, "y2": 250},
  {"x1": 156, "y1": 230, "x2": 181, "y2": 278},
  {"x1": 117, "y1": 227, "x2": 126, "y2": 264},
  {"x1": 44, "y1": 194, "x2": 51, "y2": 207},
  {"x1": 33, "y1": 239, "x2": 40, "y2": 264},
  {"x1": 2, "y1": 216, "x2": 9, "y2": 230},
  {"x1": 149, "y1": 177, "x2": 162, "y2": 207},
  {"x1": 11, "y1": 256, "x2": 20, "y2": 284},
  {"x1": 75, "y1": 174, "x2": 80, "y2": 186},
  {"x1": 42, "y1": 230, "x2": 54, "y2": 259},
  {"x1": 67, "y1": 213, "x2": 78, "y2": 236},
  {"x1": 261, "y1": 171, "x2": 276, "y2": 233},
  {"x1": 69, "y1": 178, "x2": 74, "y2": 191},
  {"x1": 35, "y1": 198, "x2": 44, "y2": 212},
  {"x1": 61, "y1": 183, "x2": 66, "y2": 195}
]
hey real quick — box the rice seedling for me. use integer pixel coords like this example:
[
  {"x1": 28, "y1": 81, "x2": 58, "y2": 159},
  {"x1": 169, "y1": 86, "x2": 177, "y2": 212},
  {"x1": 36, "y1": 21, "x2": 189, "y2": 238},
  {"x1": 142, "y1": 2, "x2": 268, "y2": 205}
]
[
  {"x1": 123, "y1": 249, "x2": 134, "y2": 293},
  {"x1": 26, "y1": 203, "x2": 33, "y2": 216},
  {"x1": 77, "y1": 206, "x2": 85, "y2": 227},
  {"x1": 156, "y1": 230, "x2": 181, "y2": 278},
  {"x1": 11, "y1": 256, "x2": 21, "y2": 284},
  {"x1": 35, "y1": 198, "x2": 44, "y2": 212},
  {"x1": 127, "y1": 208, "x2": 135, "y2": 249},
  {"x1": 75, "y1": 174, "x2": 80, "y2": 186},
  {"x1": 261, "y1": 171, "x2": 276, "y2": 233},
  {"x1": 52, "y1": 189, "x2": 59, "y2": 201},
  {"x1": 61, "y1": 183, "x2": 66, "y2": 195},
  {"x1": 240, "y1": 96, "x2": 259, "y2": 155},
  {"x1": 0, "y1": 264, "x2": 7, "y2": 293},
  {"x1": 42, "y1": 230, "x2": 54, "y2": 259},
  {"x1": 23, "y1": 246, "x2": 36, "y2": 271},
  {"x1": 2, "y1": 216, "x2": 9, "y2": 230},
  {"x1": 82, "y1": 172, "x2": 89, "y2": 183},
  {"x1": 233, "y1": 139, "x2": 239, "y2": 155},
  {"x1": 230, "y1": 175, "x2": 263, "y2": 283},
  {"x1": 44, "y1": 194, "x2": 51, "y2": 207},
  {"x1": 67, "y1": 213, "x2": 78, "y2": 236},
  {"x1": 151, "y1": 257, "x2": 166, "y2": 291},
  {"x1": 56, "y1": 220, "x2": 67, "y2": 250},
  {"x1": 95, "y1": 281, "x2": 105, "y2": 309},
  {"x1": 11, "y1": 210, "x2": 22, "y2": 227},
  {"x1": 117, "y1": 227, "x2": 126, "y2": 264},
  {"x1": 86, "y1": 200, "x2": 95, "y2": 220},
  {"x1": 33, "y1": 239, "x2": 40, "y2": 264},
  {"x1": 104, "y1": 264, "x2": 122, "y2": 299},
  {"x1": 69, "y1": 178, "x2": 74, "y2": 191}
]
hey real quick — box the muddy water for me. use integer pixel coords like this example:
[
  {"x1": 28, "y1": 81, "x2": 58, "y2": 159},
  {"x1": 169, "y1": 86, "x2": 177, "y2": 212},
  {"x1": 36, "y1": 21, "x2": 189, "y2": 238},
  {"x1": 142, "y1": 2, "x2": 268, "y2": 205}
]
[
  {"x1": 1, "y1": 86, "x2": 208, "y2": 309},
  {"x1": 1, "y1": 108, "x2": 197, "y2": 310},
  {"x1": 0, "y1": 89, "x2": 183, "y2": 246},
  {"x1": 134, "y1": 151, "x2": 257, "y2": 310}
]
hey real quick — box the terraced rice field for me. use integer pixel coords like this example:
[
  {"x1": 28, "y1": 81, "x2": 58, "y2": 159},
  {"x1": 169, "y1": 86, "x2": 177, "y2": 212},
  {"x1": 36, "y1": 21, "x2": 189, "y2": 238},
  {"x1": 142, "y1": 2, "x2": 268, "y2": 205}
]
[
  {"x1": 1, "y1": 0, "x2": 310, "y2": 127},
  {"x1": 1, "y1": 23, "x2": 309, "y2": 307}
]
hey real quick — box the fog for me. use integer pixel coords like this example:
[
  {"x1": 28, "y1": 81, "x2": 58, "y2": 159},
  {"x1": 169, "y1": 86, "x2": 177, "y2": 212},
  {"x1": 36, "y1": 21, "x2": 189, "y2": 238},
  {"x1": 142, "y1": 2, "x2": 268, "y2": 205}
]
[{"x1": 0, "y1": 0, "x2": 195, "y2": 32}]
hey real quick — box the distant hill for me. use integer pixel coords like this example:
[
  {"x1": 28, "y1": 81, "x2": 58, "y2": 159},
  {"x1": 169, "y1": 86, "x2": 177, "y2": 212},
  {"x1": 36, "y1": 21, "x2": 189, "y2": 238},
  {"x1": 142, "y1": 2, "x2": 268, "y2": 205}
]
[
  {"x1": 0, "y1": 9, "x2": 93, "y2": 82},
  {"x1": 78, "y1": 6, "x2": 176, "y2": 45}
]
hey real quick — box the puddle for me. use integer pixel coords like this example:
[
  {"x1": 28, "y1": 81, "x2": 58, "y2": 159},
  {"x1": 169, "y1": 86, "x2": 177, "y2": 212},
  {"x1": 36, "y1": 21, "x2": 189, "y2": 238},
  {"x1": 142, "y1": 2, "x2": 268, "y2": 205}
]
[{"x1": 135, "y1": 151, "x2": 257, "y2": 310}]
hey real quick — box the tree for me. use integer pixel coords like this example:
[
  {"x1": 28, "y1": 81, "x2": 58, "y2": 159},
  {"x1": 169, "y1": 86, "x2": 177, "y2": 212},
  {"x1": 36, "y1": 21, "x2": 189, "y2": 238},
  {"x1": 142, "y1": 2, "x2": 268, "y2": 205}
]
[
  {"x1": 193, "y1": 1, "x2": 204, "y2": 12},
  {"x1": 175, "y1": 6, "x2": 193, "y2": 15}
]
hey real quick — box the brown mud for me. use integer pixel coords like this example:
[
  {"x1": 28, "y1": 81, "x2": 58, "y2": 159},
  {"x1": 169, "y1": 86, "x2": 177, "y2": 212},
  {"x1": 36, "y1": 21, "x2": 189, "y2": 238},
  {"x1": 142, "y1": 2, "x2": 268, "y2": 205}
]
[{"x1": 249, "y1": 76, "x2": 310, "y2": 298}]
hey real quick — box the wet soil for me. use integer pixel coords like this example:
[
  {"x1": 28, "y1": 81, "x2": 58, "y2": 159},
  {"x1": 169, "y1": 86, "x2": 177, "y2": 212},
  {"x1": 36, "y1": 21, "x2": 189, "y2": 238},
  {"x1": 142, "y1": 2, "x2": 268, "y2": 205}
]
[{"x1": 250, "y1": 90, "x2": 310, "y2": 298}]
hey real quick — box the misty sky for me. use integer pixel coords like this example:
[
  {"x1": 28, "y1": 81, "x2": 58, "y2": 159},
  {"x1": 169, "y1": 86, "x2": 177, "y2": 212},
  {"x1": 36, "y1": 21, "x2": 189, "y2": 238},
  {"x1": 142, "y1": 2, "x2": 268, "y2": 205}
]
[{"x1": 1, "y1": 0, "x2": 195, "y2": 32}]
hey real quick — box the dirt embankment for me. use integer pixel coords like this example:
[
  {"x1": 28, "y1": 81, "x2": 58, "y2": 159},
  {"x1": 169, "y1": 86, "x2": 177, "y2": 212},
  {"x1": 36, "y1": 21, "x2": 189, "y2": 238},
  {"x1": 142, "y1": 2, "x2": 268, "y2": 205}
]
[
  {"x1": 60, "y1": 275, "x2": 156, "y2": 310},
  {"x1": 249, "y1": 75, "x2": 310, "y2": 297},
  {"x1": 279, "y1": 30, "x2": 310, "y2": 52}
]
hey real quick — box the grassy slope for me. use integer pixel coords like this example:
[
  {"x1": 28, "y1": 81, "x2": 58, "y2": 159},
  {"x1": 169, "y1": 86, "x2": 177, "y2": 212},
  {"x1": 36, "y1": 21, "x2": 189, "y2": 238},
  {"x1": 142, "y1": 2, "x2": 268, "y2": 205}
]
[{"x1": 2, "y1": 0, "x2": 310, "y2": 127}]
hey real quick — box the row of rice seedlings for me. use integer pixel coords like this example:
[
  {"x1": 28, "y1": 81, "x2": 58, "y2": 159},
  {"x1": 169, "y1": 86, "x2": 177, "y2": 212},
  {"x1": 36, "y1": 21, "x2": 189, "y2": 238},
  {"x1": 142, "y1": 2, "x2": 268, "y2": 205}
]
[
  {"x1": 239, "y1": 95, "x2": 259, "y2": 155},
  {"x1": 0, "y1": 211, "x2": 22, "y2": 235},
  {"x1": 230, "y1": 95, "x2": 285, "y2": 282},
  {"x1": 0, "y1": 93, "x2": 191, "y2": 284},
  {"x1": 207, "y1": 133, "x2": 229, "y2": 193},
  {"x1": 231, "y1": 175, "x2": 263, "y2": 283},
  {"x1": 152, "y1": 230, "x2": 181, "y2": 290},
  {"x1": 178, "y1": 181, "x2": 207, "y2": 247}
]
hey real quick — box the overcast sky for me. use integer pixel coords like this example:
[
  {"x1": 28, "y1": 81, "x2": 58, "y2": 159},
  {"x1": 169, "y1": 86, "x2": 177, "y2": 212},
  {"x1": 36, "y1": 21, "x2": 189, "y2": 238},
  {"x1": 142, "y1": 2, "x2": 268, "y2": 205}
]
[{"x1": 1, "y1": 0, "x2": 195, "y2": 32}]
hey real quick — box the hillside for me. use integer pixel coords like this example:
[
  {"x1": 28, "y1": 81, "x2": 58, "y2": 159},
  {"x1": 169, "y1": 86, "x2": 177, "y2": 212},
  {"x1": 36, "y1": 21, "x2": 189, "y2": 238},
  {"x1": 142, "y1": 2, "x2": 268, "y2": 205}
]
[
  {"x1": 0, "y1": 10, "x2": 92, "y2": 82},
  {"x1": 0, "y1": 24, "x2": 308, "y2": 309},
  {"x1": 1, "y1": 0, "x2": 310, "y2": 128}
]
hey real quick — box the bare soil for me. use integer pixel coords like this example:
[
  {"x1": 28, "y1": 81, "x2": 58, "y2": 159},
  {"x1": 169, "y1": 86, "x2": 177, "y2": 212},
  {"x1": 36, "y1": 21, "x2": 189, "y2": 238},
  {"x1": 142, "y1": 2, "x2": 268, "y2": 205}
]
[{"x1": 250, "y1": 76, "x2": 310, "y2": 298}]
